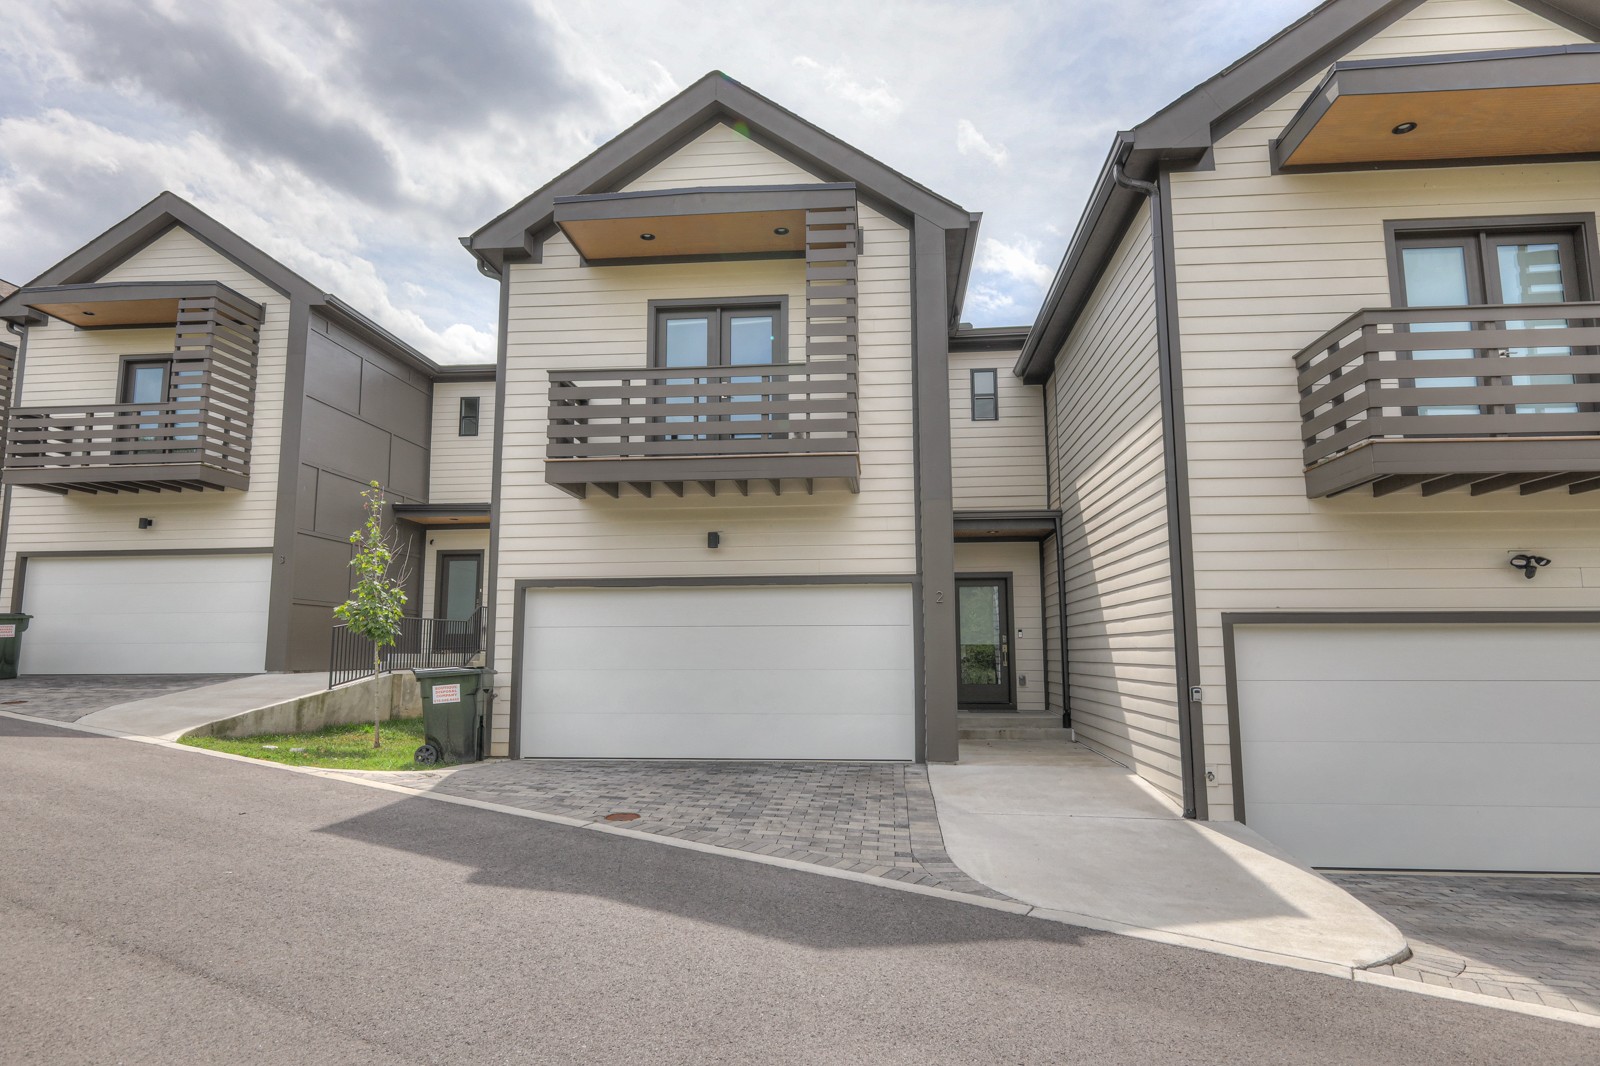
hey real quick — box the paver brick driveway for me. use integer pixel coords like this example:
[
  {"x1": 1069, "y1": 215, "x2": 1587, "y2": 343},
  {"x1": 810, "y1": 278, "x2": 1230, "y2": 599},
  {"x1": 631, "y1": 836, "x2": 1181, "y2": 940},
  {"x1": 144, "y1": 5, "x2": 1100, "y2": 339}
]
[
  {"x1": 390, "y1": 759, "x2": 1008, "y2": 900},
  {"x1": 0, "y1": 675, "x2": 242, "y2": 723},
  {"x1": 1329, "y1": 872, "x2": 1600, "y2": 1017}
]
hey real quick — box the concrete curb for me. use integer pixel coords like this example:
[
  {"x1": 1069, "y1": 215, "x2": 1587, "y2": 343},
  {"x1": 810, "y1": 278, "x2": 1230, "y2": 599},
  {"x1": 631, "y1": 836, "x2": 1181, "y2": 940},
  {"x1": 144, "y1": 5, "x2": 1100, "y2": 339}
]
[{"x1": 6, "y1": 707, "x2": 1596, "y2": 1031}]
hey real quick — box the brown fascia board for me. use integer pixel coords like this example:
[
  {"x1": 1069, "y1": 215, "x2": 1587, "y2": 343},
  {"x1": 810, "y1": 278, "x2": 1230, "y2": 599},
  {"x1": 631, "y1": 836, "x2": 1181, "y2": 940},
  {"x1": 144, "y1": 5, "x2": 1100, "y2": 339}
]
[
  {"x1": 465, "y1": 71, "x2": 974, "y2": 272},
  {"x1": 950, "y1": 324, "x2": 1030, "y2": 352},
  {"x1": 1014, "y1": 0, "x2": 1600, "y2": 383}
]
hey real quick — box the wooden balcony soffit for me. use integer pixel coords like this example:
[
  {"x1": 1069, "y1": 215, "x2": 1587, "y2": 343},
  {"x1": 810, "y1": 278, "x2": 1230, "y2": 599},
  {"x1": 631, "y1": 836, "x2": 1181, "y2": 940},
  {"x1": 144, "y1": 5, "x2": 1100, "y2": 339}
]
[
  {"x1": 552, "y1": 183, "x2": 857, "y2": 263},
  {"x1": 1272, "y1": 45, "x2": 1600, "y2": 171}
]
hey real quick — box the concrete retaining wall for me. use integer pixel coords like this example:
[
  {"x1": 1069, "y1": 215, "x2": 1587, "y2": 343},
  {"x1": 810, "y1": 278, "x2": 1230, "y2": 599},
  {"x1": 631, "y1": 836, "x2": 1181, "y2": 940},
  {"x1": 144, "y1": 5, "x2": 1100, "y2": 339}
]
[{"x1": 183, "y1": 672, "x2": 422, "y2": 740}]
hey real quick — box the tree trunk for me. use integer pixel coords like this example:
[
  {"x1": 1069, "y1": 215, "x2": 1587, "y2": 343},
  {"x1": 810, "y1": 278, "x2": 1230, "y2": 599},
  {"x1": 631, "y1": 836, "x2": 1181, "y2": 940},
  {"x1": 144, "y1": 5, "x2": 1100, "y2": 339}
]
[{"x1": 372, "y1": 645, "x2": 382, "y2": 748}]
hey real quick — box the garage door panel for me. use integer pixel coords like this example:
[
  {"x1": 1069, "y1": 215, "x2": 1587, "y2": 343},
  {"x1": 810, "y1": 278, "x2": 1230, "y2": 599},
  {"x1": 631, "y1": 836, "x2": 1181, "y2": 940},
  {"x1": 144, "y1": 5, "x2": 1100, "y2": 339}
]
[
  {"x1": 526, "y1": 712, "x2": 913, "y2": 761},
  {"x1": 526, "y1": 585, "x2": 911, "y2": 629},
  {"x1": 1237, "y1": 624, "x2": 1600, "y2": 682},
  {"x1": 22, "y1": 555, "x2": 270, "y2": 674},
  {"x1": 529, "y1": 666, "x2": 913, "y2": 718},
  {"x1": 1237, "y1": 680, "x2": 1600, "y2": 743},
  {"x1": 521, "y1": 584, "x2": 916, "y2": 759},
  {"x1": 1247, "y1": 802, "x2": 1600, "y2": 873},
  {"x1": 1237, "y1": 623, "x2": 1600, "y2": 872},
  {"x1": 1244, "y1": 740, "x2": 1600, "y2": 809},
  {"x1": 526, "y1": 623, "x2": 912, "y2": 673}
]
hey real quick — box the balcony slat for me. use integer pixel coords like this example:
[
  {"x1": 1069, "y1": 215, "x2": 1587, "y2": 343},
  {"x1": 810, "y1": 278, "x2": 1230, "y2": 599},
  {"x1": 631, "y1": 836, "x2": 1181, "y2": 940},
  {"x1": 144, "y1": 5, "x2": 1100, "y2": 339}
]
[{"x1": 549, "y1": 435, "x2": 855, "y2": 458}]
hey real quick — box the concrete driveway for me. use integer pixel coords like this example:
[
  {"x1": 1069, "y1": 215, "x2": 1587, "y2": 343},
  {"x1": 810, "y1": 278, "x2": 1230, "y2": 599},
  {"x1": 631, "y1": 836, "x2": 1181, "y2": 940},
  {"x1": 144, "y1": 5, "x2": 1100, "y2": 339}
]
[
  {"x1": 0, "y1": 674, "x2": 241, "y2": 722},
  {"x1": 1329, "y1": 873, "x2": 1600, "y2": 1018},
  {"x1": 2, "y1": 673, "x2": 330, "y2": 739}
]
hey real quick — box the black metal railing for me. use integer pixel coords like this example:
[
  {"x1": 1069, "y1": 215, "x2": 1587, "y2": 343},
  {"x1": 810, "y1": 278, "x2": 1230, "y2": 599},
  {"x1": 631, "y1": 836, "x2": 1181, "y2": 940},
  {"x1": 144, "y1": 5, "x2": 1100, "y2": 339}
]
[{"x1": 328, "y1": 609, "x2": 486, "y2": 689}]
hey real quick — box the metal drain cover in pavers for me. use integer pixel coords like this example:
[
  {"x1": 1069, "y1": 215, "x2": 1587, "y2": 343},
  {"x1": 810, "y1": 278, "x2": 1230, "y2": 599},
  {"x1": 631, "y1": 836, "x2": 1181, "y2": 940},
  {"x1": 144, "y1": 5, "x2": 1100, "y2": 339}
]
[{"x1": 426, "y1": 759, "x2": 1007, "y2": 900}]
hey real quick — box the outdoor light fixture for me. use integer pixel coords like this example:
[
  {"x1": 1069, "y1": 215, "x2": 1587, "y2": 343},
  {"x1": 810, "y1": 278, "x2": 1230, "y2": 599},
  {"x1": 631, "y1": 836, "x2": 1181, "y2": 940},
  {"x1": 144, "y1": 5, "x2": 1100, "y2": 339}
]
[
  {"x1": 773, "y1": 226, "x2": 790, "y2": 235},
  {"x1": 1509, "y1": 553, "x2": 1550, "y2": 579},
  {"x1": 639, "y1": 232, "x2": 656, "y2": 241},
  {"x1": 707, "y1": 531, "x2": 721, "y2": 549},
  {"x1": 80, "y1": 310, "x2": 95, "y2": 317},
  {"x1": 138, "y1": 517, "x2": 154, "y2": 529},
  {"x1": 1391, "y1": 121, "x2": 1418, "y2": 134}
]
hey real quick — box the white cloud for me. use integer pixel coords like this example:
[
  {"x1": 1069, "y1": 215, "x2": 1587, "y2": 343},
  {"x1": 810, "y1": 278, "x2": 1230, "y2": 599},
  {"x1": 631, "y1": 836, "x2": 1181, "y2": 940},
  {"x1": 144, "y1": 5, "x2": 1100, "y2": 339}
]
[
  {"x1": 791, "y1": 57, "x2": 904, "y2": 122},
  {"x1": 956, "y1": 119, "x2": 1008, "y2": 168},
  {"x1": 977, "y1": 236, "x2": 1054, "y2": 290},
  {"x1": 0, "y1": 0, "x2": 1322, "y2": 338}
]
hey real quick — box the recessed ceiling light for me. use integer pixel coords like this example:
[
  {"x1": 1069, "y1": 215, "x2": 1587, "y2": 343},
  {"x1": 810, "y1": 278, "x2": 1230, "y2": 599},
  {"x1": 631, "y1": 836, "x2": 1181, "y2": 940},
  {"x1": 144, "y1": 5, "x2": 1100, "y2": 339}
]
[
  {"x1": 640, "y1": 232, "x2": 656, "y2": 241},
  {"x1": 81, "y1": 310, "x2": 95, "y2": 317},
  {"x1": 773, "y1": 226, "x2": 790, "y2": 235},
  {"x1": 1392, "y1": 121, "x2": 1418, "y2": 135}
]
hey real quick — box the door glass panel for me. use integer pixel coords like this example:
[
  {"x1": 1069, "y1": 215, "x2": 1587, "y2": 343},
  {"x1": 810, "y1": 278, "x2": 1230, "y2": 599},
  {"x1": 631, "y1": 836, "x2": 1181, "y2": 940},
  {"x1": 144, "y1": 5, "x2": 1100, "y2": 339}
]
[
  {"x1": 957, "y1": 584, "x2": 1002, "y2": 687},
  {"x1": 122, "y1": 363, "x2": 171, "y2": 444},
  {"x1": 727, "y1": 313, "x2": 776, "y2": 434},
  {"x1": 1400, "y1": 246, "x2": 1479, "y2": 416},
  {"x1": 662, "y1": 316, "x2": 712, "y2": 437},
  {"x1": 442, "y1": 557, "x2": 480, "y2": 620},
  {"x1": 1497, "y1": 242, "x2": 1575, "y2": 414}
]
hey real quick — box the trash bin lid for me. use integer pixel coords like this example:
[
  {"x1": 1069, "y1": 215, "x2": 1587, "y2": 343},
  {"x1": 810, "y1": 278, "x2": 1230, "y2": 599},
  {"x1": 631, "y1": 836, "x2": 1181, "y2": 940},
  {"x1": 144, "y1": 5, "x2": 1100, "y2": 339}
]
[{"x1": 411, "y1": 666, "x2": 480, "y2": 679}]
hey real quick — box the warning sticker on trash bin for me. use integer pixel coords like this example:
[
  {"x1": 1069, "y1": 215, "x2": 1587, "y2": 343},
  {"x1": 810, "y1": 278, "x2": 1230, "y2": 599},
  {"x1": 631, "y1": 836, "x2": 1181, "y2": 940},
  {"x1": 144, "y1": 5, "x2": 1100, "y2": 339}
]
[
  {"x1": 0, "y1": 625, "x2": 13, "y2": 638},
  {"x1": 433, "y1": 683, "x2": 462, "y2": 704}
]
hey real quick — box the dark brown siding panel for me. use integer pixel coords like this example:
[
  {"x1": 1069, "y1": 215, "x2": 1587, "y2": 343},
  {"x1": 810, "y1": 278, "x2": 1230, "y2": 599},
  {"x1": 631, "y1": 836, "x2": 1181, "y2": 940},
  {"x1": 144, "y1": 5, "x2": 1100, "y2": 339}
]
[{"x1": 283, "y1": 313, "x2": 433, "y2": 671}]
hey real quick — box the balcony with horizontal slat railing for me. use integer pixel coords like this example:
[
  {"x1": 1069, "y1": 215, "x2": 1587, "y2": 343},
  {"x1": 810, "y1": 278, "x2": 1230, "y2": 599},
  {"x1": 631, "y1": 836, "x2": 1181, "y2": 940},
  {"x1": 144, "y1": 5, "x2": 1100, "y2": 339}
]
[
  {"x1": 545, "y1": 359, "x2": 860, "y2": 497},
  {"x1": 4, "y1": 400, "x2": 252, "y2": 493},
  {"x1": 1294, "y1": 302, "x2": 1600, "y2": 498}
]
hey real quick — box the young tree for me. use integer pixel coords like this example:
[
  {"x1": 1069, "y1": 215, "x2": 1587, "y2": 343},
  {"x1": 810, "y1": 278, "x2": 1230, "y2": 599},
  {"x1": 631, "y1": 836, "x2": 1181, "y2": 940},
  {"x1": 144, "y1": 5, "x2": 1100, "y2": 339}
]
[{"x1": 334, "y1": 482, "x2": 408, "y2": 747}]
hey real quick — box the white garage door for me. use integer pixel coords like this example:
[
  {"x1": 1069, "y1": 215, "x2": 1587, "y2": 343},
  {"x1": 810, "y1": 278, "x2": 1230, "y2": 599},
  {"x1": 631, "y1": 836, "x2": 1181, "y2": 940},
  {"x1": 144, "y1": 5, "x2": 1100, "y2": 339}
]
[
  {"x1": 1236, "y1": 623, "x2": 1600, "y2": 873},
  {"x1": 521, "y1": 584, "x2": 915, "y2": 759},
  {"x1": 21, "y1": 554, "x2": 272, "y2": 674}
]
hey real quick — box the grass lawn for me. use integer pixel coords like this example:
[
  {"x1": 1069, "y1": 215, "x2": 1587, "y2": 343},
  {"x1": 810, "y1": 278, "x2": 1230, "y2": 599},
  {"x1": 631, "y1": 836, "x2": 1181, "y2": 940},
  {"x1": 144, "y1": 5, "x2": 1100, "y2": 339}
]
[{"x1": 180, "y1": 716, "x2": 443, "y2": 771}]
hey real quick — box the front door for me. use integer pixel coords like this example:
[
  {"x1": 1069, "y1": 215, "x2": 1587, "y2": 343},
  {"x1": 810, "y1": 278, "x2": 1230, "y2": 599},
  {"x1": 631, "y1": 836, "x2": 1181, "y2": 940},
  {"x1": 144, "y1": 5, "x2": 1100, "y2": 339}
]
[
  {"x1": 957, "y1": 577, "x2": 1012, "y2": 707},
  {"x1": 434, "y1": 551, "x2": 483, "y2": 652}
]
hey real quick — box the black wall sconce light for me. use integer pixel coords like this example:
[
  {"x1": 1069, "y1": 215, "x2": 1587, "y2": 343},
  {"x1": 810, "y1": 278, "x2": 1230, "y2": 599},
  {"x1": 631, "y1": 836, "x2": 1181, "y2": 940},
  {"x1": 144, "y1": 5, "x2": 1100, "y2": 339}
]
[
  {"x1": 138, "y1": 517, "x2": 155, "y2": 530},
  {"x1": 1509, "y1": 553, "x2": 1550, "y2": 579},
  {"x1": 707, "y1": 531, "x2": 721, "y2": 549}
]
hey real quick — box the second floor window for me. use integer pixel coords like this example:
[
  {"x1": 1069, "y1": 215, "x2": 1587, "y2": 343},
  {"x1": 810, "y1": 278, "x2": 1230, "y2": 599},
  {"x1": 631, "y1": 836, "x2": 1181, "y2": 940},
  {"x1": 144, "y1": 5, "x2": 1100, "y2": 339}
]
[
  {"x1": 651, "y1": 300, "x2": 785, "y2": 369},
  {"x1": 1393, "y1": 221, "x2": 1590, "y2": 416},
  {"x1": 971, "y1": 368, "x2": 999, "y2": 421},
  {"x1": 459, "y1": 396, "x2": 480, "y2": 437}
]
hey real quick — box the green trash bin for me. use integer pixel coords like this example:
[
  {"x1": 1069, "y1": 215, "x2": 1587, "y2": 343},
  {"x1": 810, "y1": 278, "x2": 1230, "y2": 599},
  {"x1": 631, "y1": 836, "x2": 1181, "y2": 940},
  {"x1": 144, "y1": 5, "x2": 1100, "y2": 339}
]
[
  {"x1": 411, "y1": 666, "x2": 487, "y2": 765},
  {"x1": 0, "y1": 614, "x2": 32, "y2": 681}
]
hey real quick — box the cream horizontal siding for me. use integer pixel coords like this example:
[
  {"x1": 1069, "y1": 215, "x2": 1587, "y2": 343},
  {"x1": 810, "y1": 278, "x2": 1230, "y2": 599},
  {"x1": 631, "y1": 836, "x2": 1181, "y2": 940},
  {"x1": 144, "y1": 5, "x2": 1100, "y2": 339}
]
[
  {"x1": 1167, "y1": 0, "x2": 1599, "y2": 820},
  {"x1": 622, "y1": 122, "x2": 820, "y2": 190},
  {"x1": 428, "y1": 381, "x2": 494, "y2": 502},
  {"x1": 1047, "y1": 201, "x2": 1183, "y2": 800},
  {"x1": 954, "y1": 539, "x2": 1046, "y2": 712},
  {"x1": 949, "y1": 349, "x2": 1047, "y2": 510},
  {"x1": 1, "y1": 226, "x2": 289, "y2": 610},
  {"x1": 485, "y1": 130, "x2": 914, "y2": 755}
]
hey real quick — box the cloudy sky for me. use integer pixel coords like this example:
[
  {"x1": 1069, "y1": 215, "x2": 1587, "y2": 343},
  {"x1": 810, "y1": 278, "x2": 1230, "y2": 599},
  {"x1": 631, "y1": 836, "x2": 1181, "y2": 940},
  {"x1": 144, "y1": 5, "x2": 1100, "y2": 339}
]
[{"x1": 0, "y1": 0, "x2": 1318, "y2": 364}]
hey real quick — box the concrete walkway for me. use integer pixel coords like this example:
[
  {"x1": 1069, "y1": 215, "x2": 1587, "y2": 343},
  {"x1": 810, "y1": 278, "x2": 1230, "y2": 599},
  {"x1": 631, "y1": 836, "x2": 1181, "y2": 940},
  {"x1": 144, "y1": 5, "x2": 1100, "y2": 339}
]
[
  {"x1": 76, "y1": 674, "x2": 331, "y2": 740},
  {"x1": 929, "y1": 739, "x2": 1408, "y2": 971}
]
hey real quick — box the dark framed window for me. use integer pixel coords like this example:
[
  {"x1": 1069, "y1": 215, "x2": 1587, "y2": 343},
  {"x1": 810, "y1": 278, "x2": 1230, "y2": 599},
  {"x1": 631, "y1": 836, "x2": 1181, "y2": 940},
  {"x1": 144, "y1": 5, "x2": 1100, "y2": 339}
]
[
  {"x1": 970, "y1": 368, "x2": 999, "y2": 421},
  {"x1": 119, "y1": 358, "x2": 172, "y2": 406},
  {"x1": 647, "y1": 297, "x2": 787, "y2": 368},
  {"x1": 1386, "y1": 215, "x2": 1598, "y2": 417},
  {"x1": 458, "y1": 396, "x2": 480, "y2": 437}
]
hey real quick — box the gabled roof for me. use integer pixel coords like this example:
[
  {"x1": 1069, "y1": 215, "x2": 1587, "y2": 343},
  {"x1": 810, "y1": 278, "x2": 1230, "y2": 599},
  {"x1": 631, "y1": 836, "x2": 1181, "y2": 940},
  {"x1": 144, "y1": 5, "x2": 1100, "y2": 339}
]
[
  {"x1": 0, "y1": 192, "x2": 489, "y2": 379},
  {"x1": 466, "y1": 71, "x2": 980, "y2": 322},
  {"x1": 1016, "y1": 0, "x2": 1600, "y2": 381}
]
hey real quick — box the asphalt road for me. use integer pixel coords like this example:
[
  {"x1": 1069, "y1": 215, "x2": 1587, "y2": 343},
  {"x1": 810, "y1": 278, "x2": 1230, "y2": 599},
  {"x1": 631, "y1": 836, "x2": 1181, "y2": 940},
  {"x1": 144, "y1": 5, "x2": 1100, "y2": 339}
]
[{"x1": 2, "y1": 715, "x2": 1595, "y2": 1065}]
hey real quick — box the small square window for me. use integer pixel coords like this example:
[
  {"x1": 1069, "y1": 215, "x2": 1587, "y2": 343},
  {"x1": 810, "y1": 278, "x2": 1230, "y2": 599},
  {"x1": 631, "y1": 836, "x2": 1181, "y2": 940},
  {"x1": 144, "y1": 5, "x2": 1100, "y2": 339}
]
[
  {"x1": 971, "y1": 369, "x2": 998, "y2": 421},
  {"x1": 458, "y1": 396, "x2": 480, "y2": 437}
]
